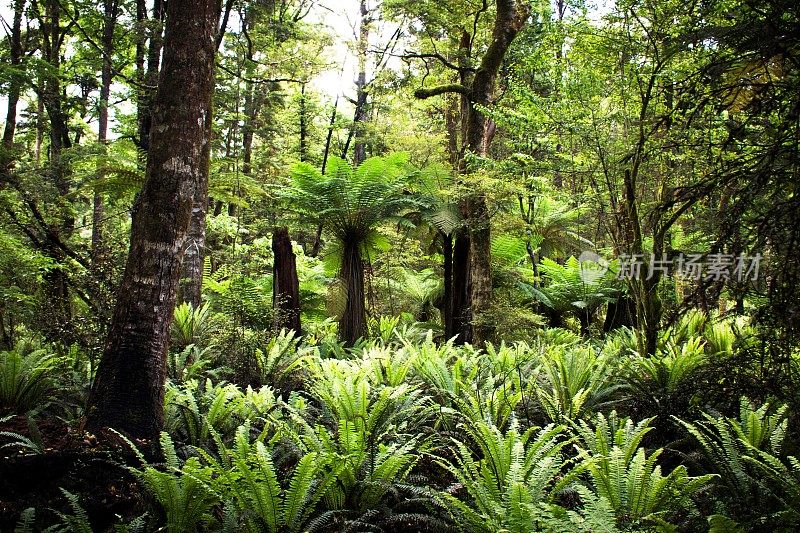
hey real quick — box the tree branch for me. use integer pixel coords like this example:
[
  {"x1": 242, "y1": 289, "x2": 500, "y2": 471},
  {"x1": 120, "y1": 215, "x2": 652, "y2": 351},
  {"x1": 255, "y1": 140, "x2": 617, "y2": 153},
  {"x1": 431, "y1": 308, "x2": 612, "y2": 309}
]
[
  {"x1": 414, "y1": 84, "x2": 469, "y2": 99},
  {"x1": 401, "y1": 50, "x2": 468, "y2": 72}
]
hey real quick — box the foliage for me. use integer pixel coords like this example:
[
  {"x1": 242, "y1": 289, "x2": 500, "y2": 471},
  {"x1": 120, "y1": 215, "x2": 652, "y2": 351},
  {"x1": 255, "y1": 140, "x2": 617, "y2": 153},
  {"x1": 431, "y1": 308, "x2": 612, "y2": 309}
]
[
  {"x1": 253, "y1": 329, "x2": 310, "y2": 391},
  {"x1": 524, "y1": 257, "x2": 619, "y2": 329},
  {"x1": 167, "y1": 344, "x2": 224, "y2": 384},
  {"x1": 0, "y1": 342, "x2": 59, "y2": 415},
  {"x1": 536, "y1": 345, "x2": 620, "y2": 423},
  {"x1": 132, "y1": 433, "x2": 220, "y2": 533},
  {"x1": 576, "y1": 412, "x2": 716, "y2": 529},
  {"x1": 164, "y1": 378, "x2": 279, "y2": 449},
  {"x1": 199, "y1": 424, "x2": 342, "y2": 533},
  {"x1": 171, "y1": 303, "x2": 216, "y2": 351},
  {"x1": 437, "y1": 419, "x2": 576, "y2": 532},
  {"x1": 623, "y1": 335, "x2": 709, "y2": 421},
  {"x1": 676, "y1": 397, "x2": 792, "y2": 527}
]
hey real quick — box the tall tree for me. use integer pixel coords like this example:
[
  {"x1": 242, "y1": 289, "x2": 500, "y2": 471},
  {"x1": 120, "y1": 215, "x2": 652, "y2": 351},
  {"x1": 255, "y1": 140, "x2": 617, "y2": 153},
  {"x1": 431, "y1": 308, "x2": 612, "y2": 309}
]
[
  {"x1": 1, "y1": 0, "x2": 25, "y2": 169},
  {"x1": 412, "y1": 0, "x2": 530, "y2": 345},
  {"x1": 92, "y1": 0, "x2": 121, "y2": 271},
  {"x1": 342, "y1": 0, "x2": 372, "y2": 166},
  {"x1": 87, "y1": 0, "x2": 221, "y2": 439},
  {"x1": 137, "y1": 0, "x2": 165, "y2": 153}
]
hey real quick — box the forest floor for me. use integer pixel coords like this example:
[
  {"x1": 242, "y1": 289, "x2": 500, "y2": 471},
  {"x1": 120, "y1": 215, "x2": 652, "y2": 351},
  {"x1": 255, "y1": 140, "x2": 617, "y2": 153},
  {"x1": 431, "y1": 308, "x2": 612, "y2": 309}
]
[{"x1": 0, "y1": 415, "x2": 143, "y2": 530}]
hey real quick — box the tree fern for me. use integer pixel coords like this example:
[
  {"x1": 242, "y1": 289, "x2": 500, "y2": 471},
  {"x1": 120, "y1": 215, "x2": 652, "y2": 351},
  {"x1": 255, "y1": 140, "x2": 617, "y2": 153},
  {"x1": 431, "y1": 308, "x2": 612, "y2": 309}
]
[
  {"x1": 525, "y1": 257, "x2": 618, "y2": 317},
  {"x1": 284, "y1": 154, "x2": 432, "y2": 344}
]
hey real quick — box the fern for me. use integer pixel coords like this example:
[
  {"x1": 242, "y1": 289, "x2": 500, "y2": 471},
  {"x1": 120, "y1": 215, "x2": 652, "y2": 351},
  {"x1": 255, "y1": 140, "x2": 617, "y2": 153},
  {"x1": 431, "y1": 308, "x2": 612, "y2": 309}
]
[
  {"x1": 164, "y1": 378, "x2": 279, "y2": 448},
  {"x1": 536, "y1": 345, "x2": 620, "y2": 423},
  {"x1": 576, "y1": 412, "x2": 715, "y2": 528},
  {"x1": 167, "y1": 344, "x2": 223, "y2": 383},
  {"x1": 0, "y1": 342, "x2": 59, "y2": 415},
  {"x1": 198, "y1": 424, "x2": 342, "y2": 533},
  {"x1": 171, "y1": 302, "x2": 216, "y2": 350},
  {"x1": 624, "y1": 335, "x2": 708, "y2": 418},
  {"x1": 48, "y1": 489, "x2": 94, "y2": 533},
  {"x1": 437, "y1": 419, "x2": 577, "y2": 533},
  {"x1": 742, "y1": 451, "x2": 800, "y2": 527},
  {"x1": 254, "y1": 329, "x2": 310, "y2": 390},
  {"x1": 134, "y1": 433, "x2": 221, "y2": 533},
  {"x1": 537, "y1": 485, "x2": 619, "y2": 532},
  {"x1": 525, "y1": 257, "x2": 618, "y2": 316},
  {"x1": 675, "y1": 396, "x2": 790, "y2": 526},
  {"x1": 1, "y1": 410, "x2": 45, "y2": 455},
  {"x1": 14, "y1": 508, "x2": 36, "y2": 533},
  {"x1": 293, "y1": 361, "x2": 429, "y2": 512}
]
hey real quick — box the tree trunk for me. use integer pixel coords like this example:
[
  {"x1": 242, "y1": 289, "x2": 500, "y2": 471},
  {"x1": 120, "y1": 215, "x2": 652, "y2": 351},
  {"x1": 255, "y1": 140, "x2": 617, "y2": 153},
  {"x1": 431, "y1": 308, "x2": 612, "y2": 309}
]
[
  {"x1": 181, "y1": 0, "x2": 232, "y2": 309},
  {"x1": 342, "y1": 0, "x2": 370, "y2": 165},
  {"x1": 339, "y1": 239, "x2": 367, "y2": 345},
  {"x1": 415, "y1": 1, "x2": 529, "y2": 347},
  {"x1": 272, "y1": 226, "x2": 301, "y2": 333},
  {"x1": 299, "y1": 83, "x2": 309, "y2": 162},
  {"x1": 452, "y1": 232, "x2": 471, "y2": 344},
  {"x1": 178, "y1": 191, "x2": 207, "y2": 308},
  {"x1": 92, "y1": 0, "x2": 119, "y2": 271},
  {"x1": 603, "y1": 294, "x2": 636, "y2": 333},
  {"x1": 87, "y1": 0, "x2": 220, "y2": 440},
  {"x1": 442, "y1": 233, "x2": 453, "y2": 338},
  {"x1": 1, "y1": 0, "x2": 24, "y2": 167},
  {"x1": 138, "y1": 0, "x2": 165, "y2": 153},
  {"x1": 39, "y1": 0, "x2": 74, "y2": 339},
  {"x1": 321, "y1": 93, "x2": 338, "y2": 175},
  {"x1": 460, "y1": 1, "x2": 529, "y2": 346}
]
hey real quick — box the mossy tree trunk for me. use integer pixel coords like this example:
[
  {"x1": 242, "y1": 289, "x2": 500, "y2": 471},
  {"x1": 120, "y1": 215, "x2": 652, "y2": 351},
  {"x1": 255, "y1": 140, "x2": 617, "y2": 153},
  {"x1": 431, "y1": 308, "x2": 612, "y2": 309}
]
[{"x1": 87, "y1": 0, "x2": 220, "y2": 440}]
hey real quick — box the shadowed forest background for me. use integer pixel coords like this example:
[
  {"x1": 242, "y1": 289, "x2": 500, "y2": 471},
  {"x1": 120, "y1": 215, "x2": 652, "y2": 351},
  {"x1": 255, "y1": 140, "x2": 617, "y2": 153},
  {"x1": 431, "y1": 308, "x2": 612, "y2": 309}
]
[{"x1": 1, "y1": 0, "x2": 800, "y2": 531}]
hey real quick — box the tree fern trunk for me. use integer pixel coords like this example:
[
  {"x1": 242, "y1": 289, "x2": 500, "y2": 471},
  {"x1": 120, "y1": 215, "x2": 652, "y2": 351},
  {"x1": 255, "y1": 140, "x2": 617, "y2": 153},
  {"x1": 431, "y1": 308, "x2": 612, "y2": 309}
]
[{"x1": 339, "y1": 239, "x2": 367, "y2": 346}]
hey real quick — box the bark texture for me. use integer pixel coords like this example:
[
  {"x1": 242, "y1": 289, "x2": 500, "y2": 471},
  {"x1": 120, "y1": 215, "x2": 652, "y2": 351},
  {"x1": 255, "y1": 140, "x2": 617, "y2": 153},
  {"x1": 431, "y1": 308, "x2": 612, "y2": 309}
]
[
  {"x1": 339, "y1": 239, "x2": 367, "y2": 345},
  {"x1": 87, "y1": 0, "x2": 220, "y2": 439},
  {"x1": 178, "y1": 190, "x2": 208, "y2": 308},
  {"x1": 451, "y1": 233, "x2": 472, "y2": 343},
  {"x1": 272, "y1": 226, "x2": 301, "y2": 333}
]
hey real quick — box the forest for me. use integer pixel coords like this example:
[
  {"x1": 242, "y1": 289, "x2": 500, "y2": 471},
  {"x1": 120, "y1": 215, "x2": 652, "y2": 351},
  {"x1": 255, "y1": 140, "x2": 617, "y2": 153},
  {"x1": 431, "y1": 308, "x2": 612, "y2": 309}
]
[{"x1": 0, "y1": 0, "x2": 799, "y2": 530}]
